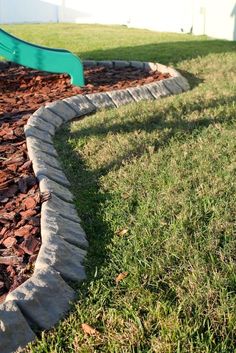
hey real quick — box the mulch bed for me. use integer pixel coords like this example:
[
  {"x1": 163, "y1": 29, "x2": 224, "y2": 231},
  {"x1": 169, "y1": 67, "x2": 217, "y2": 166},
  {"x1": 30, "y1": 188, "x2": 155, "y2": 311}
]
[{"x1": 0, "y1": 63, "x2": 170, "y2": 303}]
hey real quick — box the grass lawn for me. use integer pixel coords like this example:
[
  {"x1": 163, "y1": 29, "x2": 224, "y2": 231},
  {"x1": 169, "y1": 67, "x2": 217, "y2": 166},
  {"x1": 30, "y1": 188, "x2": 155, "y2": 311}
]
[{"x1": 3, "y1": 24, "x2": 236, "y2": 352}]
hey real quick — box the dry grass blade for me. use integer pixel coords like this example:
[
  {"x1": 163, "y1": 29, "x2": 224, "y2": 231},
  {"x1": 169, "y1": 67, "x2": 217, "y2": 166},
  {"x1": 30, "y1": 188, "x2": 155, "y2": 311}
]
[
  {"x1": 115, "y1": 271, "x2": 129, "y2": 285},
  {"x1": 81, "y1": 323, "x2": 100, "y2": 336},
  {"x1": 116, "y1": 228, "x2": 128, "y2": 237}
]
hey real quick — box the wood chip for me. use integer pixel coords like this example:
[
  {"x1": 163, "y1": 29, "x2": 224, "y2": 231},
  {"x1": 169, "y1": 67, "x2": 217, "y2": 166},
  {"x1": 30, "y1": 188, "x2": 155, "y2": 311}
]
[{"x1": 0, "y1": 256, "x2": 21, "y2": 266}]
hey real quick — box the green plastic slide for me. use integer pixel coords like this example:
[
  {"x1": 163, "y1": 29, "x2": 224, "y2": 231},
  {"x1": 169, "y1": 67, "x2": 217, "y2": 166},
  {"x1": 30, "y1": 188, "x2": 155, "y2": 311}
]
[{"x1": 0, "y1": 28, "x2": 84, "y2": 86}]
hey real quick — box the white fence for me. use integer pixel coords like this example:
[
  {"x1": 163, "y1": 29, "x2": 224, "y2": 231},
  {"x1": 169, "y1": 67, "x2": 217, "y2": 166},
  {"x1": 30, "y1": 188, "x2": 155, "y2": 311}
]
[
  {"x1": 0, "y1": 0, "x2": 235, "y2": 41},
  {"x1": 0, "y1": 0, "x2": 59, "y2": 23}
]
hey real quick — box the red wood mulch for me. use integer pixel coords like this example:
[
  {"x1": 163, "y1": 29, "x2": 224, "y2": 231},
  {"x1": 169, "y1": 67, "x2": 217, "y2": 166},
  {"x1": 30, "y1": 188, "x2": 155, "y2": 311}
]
[{"x1": 0, "y1": 63, "x2": 170, "y2": 303}]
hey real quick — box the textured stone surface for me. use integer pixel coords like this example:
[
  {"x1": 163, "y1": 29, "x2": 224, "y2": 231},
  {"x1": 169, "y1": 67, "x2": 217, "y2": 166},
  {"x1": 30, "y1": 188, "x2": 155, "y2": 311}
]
[
  {"x1": 0, "y1": 301, "x2": 36, "y2": 353},
  {"x1": 128, "y1": 86, "x2": 154, "y2": 102},
  {"x1": 35, "y1": 106, "x2": 64, "y2": 128},
  {"x1": 24, "y1": 125, "x2": 53, "y2": 144},
  {"x1": 42, "y1": 201, "x2": 82, "y2": 225},
  {"x1": 130, "y1": 61, "x2": 144, "y2": 70},
  {"x1": 82, "y1": 60, "x2": 97, "y2": 67},
  {"x1": 0, "y1": 61, "x2": 9, "y2": 69},
  {"x1": 35, "y1": 235, "x2": 87, "y2": 282},
  {"x1": 27, "y1": 114, "x2": 55, "y2": 136},
  {"x1": 164, "y1": 66, "x2": 179, "y2": 77},
  {"x1": 39, "y1": 175, "x2": 74, "y2": 203},
  {"x1": 155, "y1": 63, "x2": 170, "y2": 74},
  {"x1": 27, "y1": 147, "x2": 63, "y2": 171},
  {"x1": 46, "y1": 100, "x2": 77, "y2": 122},
  {"x1": 163, "y1": 77, "x2": 183, "y2": 94},
  {"x1": 42, "y1": 193, "x2": 81, "y2": 223},
  {"x1": 97, "y1": 60, "x2": 113, "y2": 68},
  {"x1": 145, "y1": 81, "x2": 171, "y2": 98},
  {"x1": 31, "y1": 158, "x2": 70, "y2": 187},
  {"x1": 26, "y1": 135, "x2": 58, "y2": 157},
  {"x1": 144, "y1": 62, "x2": 158, "y2": 72},
  {"x1": 107, "y1": 89, "x2": 135, "y2": 107},
  {"x1": 6, "y1": 267, "x2": 75, "y2": 330},
  {"x1": 173, "y1": 75, "x2": 190, "y2": 91},
  {"x1": 63, "y1": 95, "x2": 96, "y2": 117},
  {"x1": 113, "y1": 60, "x2": 130, "y2": 68},
  {"x1": 86, "y1": 92, "x2": 116, "y2": 109},
  {"x1": 41, "y1": 206, "x2": 88, "y2": 248}
]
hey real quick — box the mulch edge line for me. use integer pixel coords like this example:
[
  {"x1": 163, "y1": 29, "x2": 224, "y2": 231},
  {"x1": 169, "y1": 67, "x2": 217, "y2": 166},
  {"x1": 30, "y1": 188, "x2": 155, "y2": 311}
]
[{"x1": 0, "y1": 60, "x2": 190, "y2": 353}]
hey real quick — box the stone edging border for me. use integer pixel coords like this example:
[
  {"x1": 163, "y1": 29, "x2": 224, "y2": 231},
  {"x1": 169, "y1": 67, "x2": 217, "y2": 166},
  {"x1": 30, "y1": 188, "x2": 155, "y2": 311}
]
[{"x1": 0, "y1": 60, "x2": 190, "y2": 353}]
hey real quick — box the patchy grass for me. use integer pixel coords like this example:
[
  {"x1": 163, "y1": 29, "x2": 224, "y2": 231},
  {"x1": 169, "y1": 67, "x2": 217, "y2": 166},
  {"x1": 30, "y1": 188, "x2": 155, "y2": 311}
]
[{"x1": 9, "y1": 24, "x2": 235, "y2": 352}]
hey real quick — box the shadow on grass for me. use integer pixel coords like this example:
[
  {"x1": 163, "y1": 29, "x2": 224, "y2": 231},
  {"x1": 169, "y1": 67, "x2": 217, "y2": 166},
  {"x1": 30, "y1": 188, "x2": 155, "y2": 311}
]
[
  {"x1": 54, "y1": 128, "x2": 114, "y2": 282},
  {"x1": 80, "y1": 39, "x2": 236, "y2": 66},
  {"x1": 54, "y1": 92, "x2": 236, "y2": 294},
  {"x1": 80, "y1": 39, "x2": 236, "y2": 89}
]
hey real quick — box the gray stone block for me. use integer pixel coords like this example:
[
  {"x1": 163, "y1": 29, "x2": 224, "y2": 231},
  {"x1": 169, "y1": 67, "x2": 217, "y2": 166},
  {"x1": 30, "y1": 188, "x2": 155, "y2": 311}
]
[
  {"x1": 113, "y1": 60, "x2": 130, "y2": 68},
  {"x1": 39, "y1": 175, "x2": 74, "y2": 203},
  {"x1": 0, "y1": 301, "x2": 36, "y2": 353},
  {"x1": 27, "y1": 114, "x2": 55, "y2": 136},
  {"x1": 128, "y1": 86, "x2": 154, "y2": 102},
  {"x1": 155, "y1": 63, "x2": 169, "y2": 74},
  {"x1": 97, "y1": 60, "x2": 113, "y2": 68},
  {"x1": 86, "y1": 92, "x2": 116, "y2": 109},
  {"x1": 83, "y1": 60, "x2": 97, "y2": 67},
  {"x1": 0, "y1": 61, "x2": 9, "y2": 70},
  {"x1": 164, "y1": 66, "x2": 179, "y2": 77},
  {"x1": 27, "y1": 147, "x2": 62, "y2": 171},
  {"x1": 46, "y1": 100, "x2": 77, "y2": 122},
  {"x1": 32, "y1": 159, "x2": 70, "y2": 187},
  {"x1": 145, "y1": 81, "x2": 171, "y2": 99},
  {"x1": 42, "y1": 193, "x2": 81, "y2": 224},
  {"x1": 42, "y1": 202, "x2": 81, "y2": 226},
  {"x1": 143, "y1": 62, "x2": 158, "y2": 72},
  {"x1": 163, "y1": 77, "x2": 183, "y2": 94},
  {"x1": 63, "y1": 95, "x2": 96, "y2": 117},
  {"x1": 130, "y1": 61, "x2": 144, "y2": 70},
  {"x1": 35, "y1": 235, "x2": 87, "y2": 282},
  {"x1": 41, "y1": 205, "x2": 88, "y2": 248},
  {"x1": 6, "y1": 267, "x2": 75, "y2": 330},
  {"x1": 26, "y1": 136, "x2": 58, "y2": 158},
  {"x1": 173, "y1": 75, "x2": 190, "y2": 91},
  {"x1": 24, "y1": 125, "x2": 53, "y2": 145},
  {"x1": 34, "y1": 106, "x2": 64, "y2": 128},
  {"x1": 107, "y1": 89, "x2": 135, "y2": 107}
]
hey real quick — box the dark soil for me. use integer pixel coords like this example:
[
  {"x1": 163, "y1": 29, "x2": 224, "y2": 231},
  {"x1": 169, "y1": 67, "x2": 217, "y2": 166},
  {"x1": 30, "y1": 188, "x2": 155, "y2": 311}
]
[{"x1": 0, "y1": 63, "x2": 170, "y2": 303}]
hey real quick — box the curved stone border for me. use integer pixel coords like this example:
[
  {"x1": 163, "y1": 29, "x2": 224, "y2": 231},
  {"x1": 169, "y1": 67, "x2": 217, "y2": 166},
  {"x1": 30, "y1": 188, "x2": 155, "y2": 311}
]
[{"x1": 0, "y1": 60, "x2": 190, "y2": 353}]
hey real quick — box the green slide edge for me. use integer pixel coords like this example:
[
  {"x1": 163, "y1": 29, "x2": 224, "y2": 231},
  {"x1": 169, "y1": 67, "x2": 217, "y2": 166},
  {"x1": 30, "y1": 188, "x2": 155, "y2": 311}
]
[{"x1": 0, "y1": 28, "x2": 84, "y2": 86}]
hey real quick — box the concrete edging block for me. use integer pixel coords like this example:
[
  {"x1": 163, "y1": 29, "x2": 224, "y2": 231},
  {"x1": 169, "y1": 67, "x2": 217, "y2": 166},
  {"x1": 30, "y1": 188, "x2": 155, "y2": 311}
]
[
  {"x1": 86, "y1": 92, "x2": 116, "y2": 109},
  {"x1": 107, "y1": 89, "x2": 136, "y2": 107},
  {"x1": 6, "y1": 267, "x2": 75, "y2": 330},
  {"x1": 0, "y1": 301, "x2": 36, "y2": 353}
]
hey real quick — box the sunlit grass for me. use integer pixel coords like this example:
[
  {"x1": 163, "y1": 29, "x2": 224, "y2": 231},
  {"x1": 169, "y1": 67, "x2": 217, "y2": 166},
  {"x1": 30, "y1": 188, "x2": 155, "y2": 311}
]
[{"x1": 9, "y1": 23, "x2": 235, "y2": 352}]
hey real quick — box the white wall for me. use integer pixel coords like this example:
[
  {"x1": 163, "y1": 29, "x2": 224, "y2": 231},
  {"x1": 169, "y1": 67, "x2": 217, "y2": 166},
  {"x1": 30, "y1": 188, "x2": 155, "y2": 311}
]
[
  {"x1": 204, "y1": 0, "x2": 236, "y2": 41},
  {"x1": 192, "y1": 0, "x2": 236, "y2": 40},
  {"x1": 59, "y1": 0, "x2": 193, "y2": 32},
  {"x1": 128, "y1": 0, "x2": 193, "y2": 33},
  {"x1": 0, "y1": 0, "x2": 60, "y2": 23},
  {"x1": 60, "y1": 0, "x2": 130, "y2": 24},
  {"x1": 0, "y1": 0, "x2": 235, "y2": 41}
]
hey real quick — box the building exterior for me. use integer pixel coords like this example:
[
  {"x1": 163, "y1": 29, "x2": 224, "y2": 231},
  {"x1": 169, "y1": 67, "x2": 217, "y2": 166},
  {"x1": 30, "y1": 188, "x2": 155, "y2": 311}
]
[{"x1": 0, "y1": 0, "x2": 235, "y2": 41}]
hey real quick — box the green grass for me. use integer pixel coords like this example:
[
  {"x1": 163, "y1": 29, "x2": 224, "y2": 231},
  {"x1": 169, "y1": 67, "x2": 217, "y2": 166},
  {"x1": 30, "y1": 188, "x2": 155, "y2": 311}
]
[
  {"x1": 2, "y1": 23, "x2": 236, "y2": 66},
  {"x1": 7, "y1": 23, "x2": 235, "y2": 352}
]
